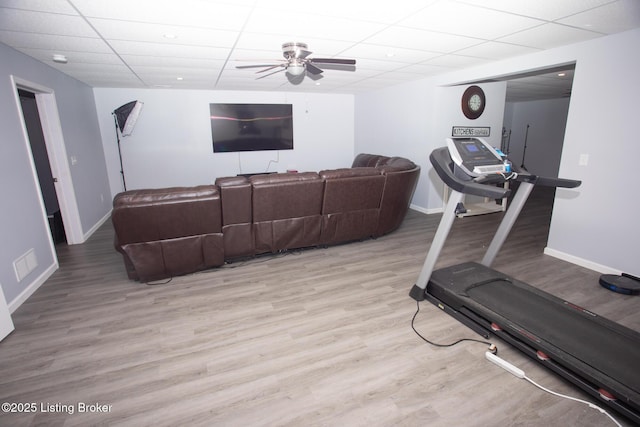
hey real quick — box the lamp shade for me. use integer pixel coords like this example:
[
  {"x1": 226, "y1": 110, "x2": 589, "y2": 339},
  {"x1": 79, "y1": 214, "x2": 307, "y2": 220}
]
[{"x1": 113, "y1": 100, "x2": 143, "y2": 136}]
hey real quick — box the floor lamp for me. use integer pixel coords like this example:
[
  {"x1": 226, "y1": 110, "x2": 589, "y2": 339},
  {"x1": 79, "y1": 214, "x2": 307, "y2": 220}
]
[{"x1": 112, "y1": 100, "x2": 143, "y2": 191}]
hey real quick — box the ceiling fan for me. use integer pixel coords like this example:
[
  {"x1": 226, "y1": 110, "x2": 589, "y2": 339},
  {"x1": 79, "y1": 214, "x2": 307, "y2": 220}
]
[{"x1": 236, "y1": 42, "x2": 356, "y2": 79}]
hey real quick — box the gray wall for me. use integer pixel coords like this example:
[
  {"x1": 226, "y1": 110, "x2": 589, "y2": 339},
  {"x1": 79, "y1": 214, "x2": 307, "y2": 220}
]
[
  {"x1": 355, "y1": 29, "x2": 640, "y2": 276},
  {"x1": 93, "y1": 88, "x2": 355, "y2": 198},
  {"x1": 0, "y1": 42, "x2": 111, "y2": 306}
]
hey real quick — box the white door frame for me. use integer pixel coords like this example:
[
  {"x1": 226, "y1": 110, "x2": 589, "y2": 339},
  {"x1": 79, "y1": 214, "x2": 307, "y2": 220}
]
[
  {"x1": 11, "y1": 75, "x2": 84, "y2": 245},
  {"x1": 0, "y1": 282, "x2": 15, "y2": 342}
]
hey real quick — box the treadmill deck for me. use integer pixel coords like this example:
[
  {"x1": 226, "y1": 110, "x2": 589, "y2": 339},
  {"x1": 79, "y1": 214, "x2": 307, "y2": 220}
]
[{"x1": 428, "y1": 262, "x2": 640, "y2": 412}]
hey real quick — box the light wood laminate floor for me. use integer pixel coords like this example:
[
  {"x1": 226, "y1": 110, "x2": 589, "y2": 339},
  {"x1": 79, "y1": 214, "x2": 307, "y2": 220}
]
[{"x1": 1, "y1": 188, "x2": 638, "y2": 426}]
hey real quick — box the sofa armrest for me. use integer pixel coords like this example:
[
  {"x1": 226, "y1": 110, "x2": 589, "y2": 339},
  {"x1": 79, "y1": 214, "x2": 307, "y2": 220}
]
[{"x1": 352, "y1": 153, "x2": 390, "y2": 168}]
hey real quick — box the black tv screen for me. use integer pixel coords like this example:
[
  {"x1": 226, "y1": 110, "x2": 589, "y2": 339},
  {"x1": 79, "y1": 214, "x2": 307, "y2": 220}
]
[{"x1": 210, "y1": 103, "x2": 293, "y2": 153}]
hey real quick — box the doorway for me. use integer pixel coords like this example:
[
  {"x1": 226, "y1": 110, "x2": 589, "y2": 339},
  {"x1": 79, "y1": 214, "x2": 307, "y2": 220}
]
[
  {"x1": 12, "y1": 76, "x2": 83, "y2": 247},
  {"x1": 502, "y1": 66, "x2": 574, "y2": 179},
  {"x1": 18, "y1": 89, "x2": 66, "y2": 245}
]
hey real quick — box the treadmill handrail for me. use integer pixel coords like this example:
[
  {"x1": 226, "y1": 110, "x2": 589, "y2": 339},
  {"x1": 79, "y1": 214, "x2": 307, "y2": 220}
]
[
  {"x1": 430, "y1": 147, "x2": 582, "y2": 196},
  {"x1": 520, "y1": 173, "x2": 582, "y2": 189},
  {"x1": 430, "y1": 147, "x2": 511, "y2": 199}
]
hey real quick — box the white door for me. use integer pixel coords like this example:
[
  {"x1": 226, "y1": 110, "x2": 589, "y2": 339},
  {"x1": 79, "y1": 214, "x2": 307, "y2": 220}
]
[{"x1": 0, "y1": 284, "x2": 15, "y2": 341}]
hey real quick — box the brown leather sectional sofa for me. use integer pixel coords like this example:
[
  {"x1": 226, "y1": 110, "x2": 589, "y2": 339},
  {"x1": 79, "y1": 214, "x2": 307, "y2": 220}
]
[{"x1": 112, "y1": 154, "x2": 420, "y2": 282}]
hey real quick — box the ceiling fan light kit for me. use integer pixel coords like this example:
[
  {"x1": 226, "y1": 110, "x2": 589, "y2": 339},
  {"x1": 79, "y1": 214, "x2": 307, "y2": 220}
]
[{"x1": 236, "y1": 41, "x2": 356, "y2": 80}]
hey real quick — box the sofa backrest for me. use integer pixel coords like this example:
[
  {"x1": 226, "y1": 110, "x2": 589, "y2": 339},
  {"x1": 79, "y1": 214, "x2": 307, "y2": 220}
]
[
  {"x1": 112, "y1": 185, "x2": 222, "y2": 244},
  {"x1": 111, "y1": 185, "x2": 224, "y2": 281},
  {"x1": 318, "y1": 167, "x2": 385, "y2": 245},
  {"x1": 215, "y1": 176, "x2": 254, "y2": 259},
  {"x1": 250, "y1": 172, "x2": 324, "y2": 253}
]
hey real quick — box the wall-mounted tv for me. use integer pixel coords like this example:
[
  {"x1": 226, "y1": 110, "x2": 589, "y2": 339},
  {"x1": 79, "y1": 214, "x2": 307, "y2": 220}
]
[{"x1": 210, "y1": 103, "x2": 293, "y2": 153}]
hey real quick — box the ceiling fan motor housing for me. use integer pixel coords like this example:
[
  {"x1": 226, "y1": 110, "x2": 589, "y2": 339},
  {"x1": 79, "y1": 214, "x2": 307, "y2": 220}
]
[{"x1": 282, "y1": 42, "x2": 309, "y2": 59}]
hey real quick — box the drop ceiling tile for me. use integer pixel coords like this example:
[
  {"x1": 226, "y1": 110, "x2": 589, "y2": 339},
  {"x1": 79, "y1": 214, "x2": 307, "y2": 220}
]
[
  {"x1": 47, "y1": 62, "x2": 133, "y2": 74},
  {"x1": 0, "y1": 8, "x2": 96, "y2": 37},
  {"x1": 259, "y1": 0, "x2": 433, "y2": 24},
  {"x1": 0, "y1": 30, "x2": 111, "y2": 52},
  {"x1": 339, "y1": 43, "x2": 441, "y2": 63},
  {"x1": 0, "y1": 0, "x2": 78, "y2": 14},
  {"x1": 133, "y1": 67, "x2": 223, "y2": 81},
  {"x1": 0, "y1": 0, "x2": 634, "y2": 94},
  {"x1": 234, "y1": 33, "x2": 355, "y2": 58},
  {"x1": 71, "y1": 0, "x2": 253, "y2": 30},
  {"x1": 456, "y1": 0, "x2": 615, "y2": 21},
  {"x1": 88, "y1": 19, "x2": 239, "y2": 48},
  {"x1": 347, "y1": 57, "x2": 415, "y2": 72},
  {"x1": 15, "y1": 49, "x2": 124, "y2": 65},
  {"x1": 122, "y1": 55, "x2": 226, "y2": 68},
  {"x1": 394, "y1": 62, "x2": 450, "y2": 76},
  {"x1": 398, "y1": 2, "x2": 545, "y2": 40},
  {"x1": 108, "y1": 40, "x2": 231, "y2": 59},
  {"x1": 456, "y1": 41, "x2": 541, "y2": 60},
  {"x1": 244, "y1": 8, "x2": 387, "y2": 42},
  {"x1": 425, "y1": 54, "x2": 490, "y2": 68},
  {"x1": 557, "y1": 0, "x2": 640, "y2": 34},
  {"x1": 363, "y1": 26, "x2": 483, "y2": 53},
  {"x1": 498, "y1": 23, "x2": 602, "y2": 49}
]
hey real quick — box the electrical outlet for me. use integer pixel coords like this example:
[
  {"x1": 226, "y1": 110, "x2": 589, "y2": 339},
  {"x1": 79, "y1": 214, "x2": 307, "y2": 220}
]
[{"x1": 579, "y1": 153, "x2": 589, "y2": 166}]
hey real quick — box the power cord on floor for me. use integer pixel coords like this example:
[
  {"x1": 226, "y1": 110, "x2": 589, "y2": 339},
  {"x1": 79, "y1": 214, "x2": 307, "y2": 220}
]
[
  {"x1": 412, "y1": 299, "x2": 623, "y2": 425},
  {"x1": 484, "y1": 351, "x2": 622, "y2": 427},
  {"x1": 145, "y1": 277, "x2": 173, "y2": 286},
  {"x1": 411, "y1": 300, "x2": 497, "y2": 353}
]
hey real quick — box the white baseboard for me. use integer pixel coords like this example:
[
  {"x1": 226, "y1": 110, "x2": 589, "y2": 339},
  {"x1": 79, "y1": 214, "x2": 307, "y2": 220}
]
[
  {"x1": 410, "y1": 204, "x2": 443, "y2": 215},
  {"x1": 8, "y1": 262, "x2": 58, "y2": 313},
  {"x1": 543, "y1": 247, "x2": 621, "y2": 275},
  {"x1": 80, "y1": 209, "x2": 112, "y2": 244}
]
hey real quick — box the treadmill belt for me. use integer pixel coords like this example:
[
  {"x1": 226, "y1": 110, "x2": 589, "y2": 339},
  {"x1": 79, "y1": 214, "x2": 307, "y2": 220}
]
[{"x1": 467, "y1": 279, "x2": 640, "y2": 395}]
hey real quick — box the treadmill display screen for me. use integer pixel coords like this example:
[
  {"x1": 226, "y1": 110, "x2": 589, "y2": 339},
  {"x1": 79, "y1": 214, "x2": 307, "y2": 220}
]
[{"x1": 465, "y1": 144, "x2": 479, "y2": 153}]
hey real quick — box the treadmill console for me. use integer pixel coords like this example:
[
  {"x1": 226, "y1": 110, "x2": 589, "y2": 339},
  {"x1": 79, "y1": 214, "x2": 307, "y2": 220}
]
[{"x1": 446, "y1": 137, "x2": 507, "y2": 177}]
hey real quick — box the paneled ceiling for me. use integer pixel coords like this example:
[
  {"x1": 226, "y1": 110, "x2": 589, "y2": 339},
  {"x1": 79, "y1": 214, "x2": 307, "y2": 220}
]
[{"x1": 1, "y1": 0, "x2": 638, "y2": 99}]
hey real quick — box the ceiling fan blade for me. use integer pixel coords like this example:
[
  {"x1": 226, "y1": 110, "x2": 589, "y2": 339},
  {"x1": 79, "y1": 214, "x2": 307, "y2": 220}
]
[
  {"x1": 256, "y1": 64, "x2": 285, "y2": 74},
  {"x1": 236, "y1": 63, "x2": 281, "y2": 69},
  {"x1": 298, "y1": 49, "x2": 312, "y2": 59},
  {"x1": 305, "y1": 62, "x2": 324, "y2": 75},
  {"x1": 310, "y1": 58, "x2": 356, "y2": 65},
  {"x1": 256, "y1": 68, "x2": 286, "y2": 80}
]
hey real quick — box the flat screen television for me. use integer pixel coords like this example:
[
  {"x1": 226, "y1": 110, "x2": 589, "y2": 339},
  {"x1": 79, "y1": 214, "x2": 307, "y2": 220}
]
[{"x1": 210, "y1": 103, "x2": 293, "y2": 153}]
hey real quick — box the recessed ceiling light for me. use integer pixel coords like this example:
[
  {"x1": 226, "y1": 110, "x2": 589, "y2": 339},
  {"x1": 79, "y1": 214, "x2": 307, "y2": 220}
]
[
  {"x1": 52, "y1": 54, "x2": 68, "y2": 64},
  {"x1": 176, "y1": 77, "x2": 184, "y2": 81},
  {"x1": 163, "y1": 33, "x2": 177, "y2": 39},
  {"x1": 557, "y1": 73, "x2": 566, "y2": 77}
]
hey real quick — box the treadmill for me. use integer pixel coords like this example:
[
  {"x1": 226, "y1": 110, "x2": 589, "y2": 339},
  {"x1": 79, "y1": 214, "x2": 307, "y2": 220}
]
[{"x1": 410, "y1": 139, "x2": 640, "y2": 424}]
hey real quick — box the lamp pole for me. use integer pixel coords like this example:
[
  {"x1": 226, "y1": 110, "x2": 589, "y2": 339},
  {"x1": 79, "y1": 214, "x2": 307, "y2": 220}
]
[{"x1": 113, "y1": 113, "x2": 127, "y2": 191}]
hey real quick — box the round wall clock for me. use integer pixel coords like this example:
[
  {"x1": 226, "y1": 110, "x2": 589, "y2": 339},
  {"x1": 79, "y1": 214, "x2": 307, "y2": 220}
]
[{"x1": 461, "y1": 85, "x2": 486, "y2": 120}]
